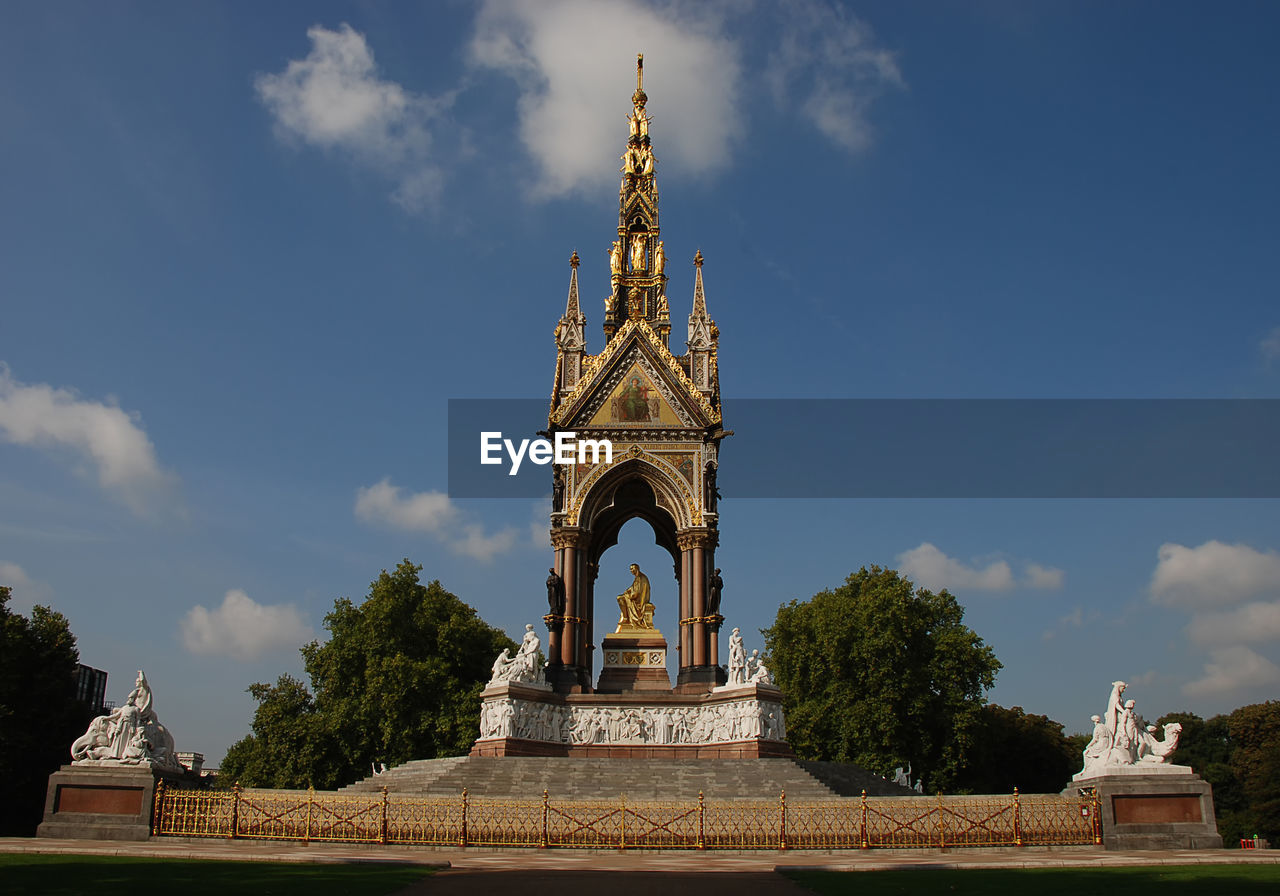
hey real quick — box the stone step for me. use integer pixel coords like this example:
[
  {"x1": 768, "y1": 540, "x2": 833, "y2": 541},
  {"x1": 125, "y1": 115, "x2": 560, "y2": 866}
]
[{"x1": 339, "y1": 757, "x2": 889, "y2": 801}]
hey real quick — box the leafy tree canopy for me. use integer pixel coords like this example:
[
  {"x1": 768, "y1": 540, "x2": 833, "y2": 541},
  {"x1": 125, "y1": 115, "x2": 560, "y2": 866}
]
[
  {"x1": 954, "y1": 704, "x2": 1078, "y2": 794},
  {"x1": 1159, "y1": 703, "x2": 1280, "y2": 845},
  {"x1": 221, "y1": 561, "x2": 515, "y2": 790},
  {"x1": 0, "y1": 585, "x2": 87, "y2": 834},
  {"x1": 763, "y1": 566, "x2": 1001, "y2": 792}
]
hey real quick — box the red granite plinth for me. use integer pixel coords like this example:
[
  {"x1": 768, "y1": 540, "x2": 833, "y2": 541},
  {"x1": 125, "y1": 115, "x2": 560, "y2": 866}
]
[{"x1": 595, "y1": 633, "x2": 671, "y2": 693}]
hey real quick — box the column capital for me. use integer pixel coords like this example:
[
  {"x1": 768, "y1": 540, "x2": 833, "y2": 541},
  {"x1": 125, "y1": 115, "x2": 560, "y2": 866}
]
[
  {"x1": 677, "y1": 529, "x2": 718, "y2": 551},
  {"x1": 551, "y1": 528, "x2": 589, "y2": 550}
]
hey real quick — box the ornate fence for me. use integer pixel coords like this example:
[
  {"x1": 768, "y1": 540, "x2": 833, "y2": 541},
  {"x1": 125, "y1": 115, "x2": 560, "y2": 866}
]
[{"x1": 153, "y1": 782, "x2": 1100, "y2": 849}]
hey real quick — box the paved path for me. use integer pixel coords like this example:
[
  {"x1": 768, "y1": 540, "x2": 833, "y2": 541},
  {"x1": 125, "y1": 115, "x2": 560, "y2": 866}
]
[{"x1": 3, "y1": 837, "x2": 1279, "y2": 872}]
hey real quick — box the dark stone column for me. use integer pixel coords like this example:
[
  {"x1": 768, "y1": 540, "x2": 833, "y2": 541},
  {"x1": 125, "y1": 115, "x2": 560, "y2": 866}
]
[{"x1": 550, "y1": 528, "x2": 588, "y2": 692}]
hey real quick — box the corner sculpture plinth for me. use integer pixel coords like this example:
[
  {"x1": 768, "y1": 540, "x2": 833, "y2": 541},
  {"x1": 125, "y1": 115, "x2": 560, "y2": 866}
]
[
  {"x1": 39, "y1": 670, "x2": 192, "y2": 840},
  {"x1": 1066, "y1": 679, "x2": 1222, "y2": 849}
]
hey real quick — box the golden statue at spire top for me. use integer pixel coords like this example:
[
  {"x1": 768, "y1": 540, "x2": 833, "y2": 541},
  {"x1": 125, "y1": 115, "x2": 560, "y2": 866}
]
[{"x1": 633, "y1": 53, "x2": 646, "y2": 108}]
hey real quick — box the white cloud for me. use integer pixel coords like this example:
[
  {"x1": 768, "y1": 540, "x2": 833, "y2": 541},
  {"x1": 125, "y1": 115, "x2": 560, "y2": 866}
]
[
  {"x1": 469, "y1": 0, "x2": 742, "y2": 198},
  {"x1": 0, "y1": 364, "x2": 179, "y2": 515},
  {"x1": 1262, "y1": 326, "x2": 1280, "y2": 365},
  {"x1": 1025, "y1": 562, "x2": 1066, "y2": 589},
  {"x1": 354, "y1": 478, "x2": 521, "y2": 562},
  {"x1": 355, "y1": 478, "x2": 456, "y2": 533},
  {"x1": 180, "y1": 589, "x2": 312, "y2": 660},
  {"x1": 1148, "y1": 541, "x2": 1280, "y2": 701},
  {"x1": 1040, "y1": 605, "x2": 1102, "y2": 641},
  {"x1": 1186, "y1": 601, "x2": 1280, "y2": 646},
  {"x1": 765, "y1": 0, "x2": 904, "y2": 152},
  {"x1": 1184, "y1": 645, "x2": 1280, "y2": 698},
  {"x1": 1150, "y1": 540, "x2": 1280, "y2": 608},
  {"x1": 897, "y1": 542, "x2": 1063, "y2": 593},
  {"x1": 255, "y1": 23, "x2": 446, "y2": 212},
  {"x1": 0, "y1": 561, "x2": 54, "y2": 610}
]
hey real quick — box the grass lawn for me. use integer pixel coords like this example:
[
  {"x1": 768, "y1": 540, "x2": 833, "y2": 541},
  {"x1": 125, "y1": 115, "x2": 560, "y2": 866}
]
[
  {"x1": 0, "y1": 854, "x2": 431, "y2": 895},
  {"x1": 784, "y1": 865, "x2": 1280, "y2": 895}
]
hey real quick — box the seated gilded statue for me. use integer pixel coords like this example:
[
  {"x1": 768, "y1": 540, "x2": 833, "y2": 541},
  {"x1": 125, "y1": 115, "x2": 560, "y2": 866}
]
[{"x1": 615, "y1": 563, "x2": 656, "y2": 633}]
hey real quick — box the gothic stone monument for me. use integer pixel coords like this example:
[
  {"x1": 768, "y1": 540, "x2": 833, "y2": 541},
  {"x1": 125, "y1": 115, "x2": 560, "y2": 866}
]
[{"x1": 473, "y1": 57, "x2": 789, "y2": 759}]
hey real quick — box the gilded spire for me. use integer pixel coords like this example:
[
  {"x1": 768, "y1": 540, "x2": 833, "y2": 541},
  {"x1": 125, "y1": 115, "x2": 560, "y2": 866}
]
[
  {"x1": 633, "y1": 53, "x2": 647, "y2": 109},
  {"x1": 564, "y1": 252, "x2": 581, "y2": 317},
  {"x1": 691, "y1": 251, "x2": 707, "y2": 318},
  {"x1": 608, "y1": 53, "x2": 663, "y2": 346}
]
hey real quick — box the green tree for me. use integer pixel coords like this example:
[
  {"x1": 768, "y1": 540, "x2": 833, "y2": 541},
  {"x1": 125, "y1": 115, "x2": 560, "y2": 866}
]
[
  {"x1": 954, "y1": 704, "x2": 1077, "y2": 794},
  {"x1": 1156, "y1": 711, "x2": 1240, "y2": 821},
  {"x1": 1225, "y1": 701, "x2": 1280, "y2": 844},
  {"x1": 221, "y1": 561, "x2": 515, "y2": 789},
  {"x1": 762, "y1": 566, "x2": 1001, "y2": 792},
  {"x1": 218, "y1": 675, "x2": 342, "y2": 790},
  {"x1": 0, "y1": 585, "x2": 88, "y2": 834}
]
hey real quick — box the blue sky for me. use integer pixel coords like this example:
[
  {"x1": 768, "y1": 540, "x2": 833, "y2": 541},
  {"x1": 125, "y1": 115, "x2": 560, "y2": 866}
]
[{"x1": 3, "y1": 1, "x2": 1279, "y2": 771}]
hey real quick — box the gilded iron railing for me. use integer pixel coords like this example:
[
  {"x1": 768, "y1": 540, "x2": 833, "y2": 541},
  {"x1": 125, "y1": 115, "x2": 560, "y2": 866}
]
[{"x1": 153, "y1": 781, "x2": 1101, "y2": 849}]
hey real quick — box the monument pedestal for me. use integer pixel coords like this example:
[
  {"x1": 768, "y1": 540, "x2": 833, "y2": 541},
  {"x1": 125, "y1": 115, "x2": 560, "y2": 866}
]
[
  {"x1": 37, "y1": 764, "x2": 186, "y2": 841},
  {"x1": 471, "y1": 681, "x2": 791, "y2": 758},
  {"x1": 1069, "y1": 767, "x2": 1223, "y2": 850},
  {"x1": 595, "y1": 631, "x2": 671, "y2": 693}
]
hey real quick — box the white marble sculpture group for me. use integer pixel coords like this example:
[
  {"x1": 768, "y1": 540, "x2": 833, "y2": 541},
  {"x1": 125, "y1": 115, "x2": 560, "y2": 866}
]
[
  {"x1": 726, "y1": 627, "x2": 772, "y2": 686},
  {"x1": 70, "y1": 670, "x2": 181, "y2": 771},
  {"x1": 479, "y1": 696, "x2": 787, "y2": 745},
  {"x1": 1074, "y1": 680, "x2": 1184, "y2": 781},
  {"x1": 487, "y1": 624, "x2": 546, "y2": 687}
]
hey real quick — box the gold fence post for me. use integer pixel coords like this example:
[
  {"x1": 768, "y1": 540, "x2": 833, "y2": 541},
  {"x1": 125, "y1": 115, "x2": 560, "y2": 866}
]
[
  {"x1": 697, "y1": 791, "x2": 705, "y2": 850},
  {"x1": 779, "y1": 790, "x2": 787, "y2": 851},
  {"x1": 860, "y1": 790, "x2": 868, "y2": 849},
  {"x1": 230, "y1": 783, "x2": 241, "y2": 840},
  {"x1": 619, "y1": 792, "x2": 626, "y2": 851},
  {"x1": 1092, "y1": 788, "x2": 1102, "y2": 846},
  {"x1": 305, "y1": 785, "x2": 315, "y2": 845},
  {"x1": 1013, "y1": 788, "x2": 1022, "y2": 847},
  {"x1": 541, "y1": 789, "x2": 549, "y2": 849},
  {"x1": 152, "y1": 778, "x2": 166, "y2": 836},
  {"x1": 937, "y1": 792, "x2": 945, "y2": 850},
  {"x1": 380, "y1": 786, "x2": 389, "y2": 845},
  {"x1": 460, "y1": 788, "x2": 469, "y2": 848}
]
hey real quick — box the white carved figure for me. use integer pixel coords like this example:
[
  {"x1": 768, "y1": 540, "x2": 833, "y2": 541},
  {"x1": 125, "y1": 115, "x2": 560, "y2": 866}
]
[
  {"x1": 478, "y1": 694, "x2": 789, "y2": 747},
  {"x1": 893, "y1": 766, "x2": 910, "y2": 788},
  {"x1": 744, "y1": 648, "x2": 773, "y2": 685},
  {"x1": 913, "y1": 779, "x2": 924, "y2": 794},
  {"x1": 1081, "y1": 714, "x2": 1111, "y2": 768},
  {"x1": 516, "y1": 624, "x2": 544, "y2": 683},
  {"x1": 489, "y1": 649, "x2": 515, "y2": 685},
  {"x1": 486, "y1": 625, "x2": 546, "y2": 686},
  {"x1": 1075, "y1": 680, "x2": 1184, "y2": 780},
  {"x1": 727, "y1": 628, "x2": 747, "y2": 685},
  {"x1": 71, "y1": 670, "x2": 179, "y2": 770},
  {"x1": 1138, "y1": 722, "x2": 1183, "y2": 764}
]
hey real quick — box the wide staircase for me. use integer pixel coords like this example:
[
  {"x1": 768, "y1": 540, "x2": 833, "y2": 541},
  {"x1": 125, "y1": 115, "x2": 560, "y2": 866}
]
[{"x1": 339, "y1": 757, "x2": 913, "y2": 801}]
